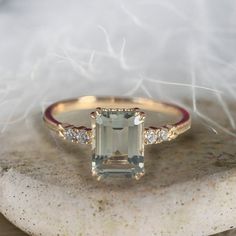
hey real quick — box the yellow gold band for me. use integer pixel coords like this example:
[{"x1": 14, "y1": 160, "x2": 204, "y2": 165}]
[{"x1": 43, "y1": 96, "x2": 191, "y2": 145}]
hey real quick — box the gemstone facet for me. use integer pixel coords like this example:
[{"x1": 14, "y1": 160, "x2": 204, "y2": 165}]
[{"x1": 91, "y1": 108, "x2": 145, "y2": 180}]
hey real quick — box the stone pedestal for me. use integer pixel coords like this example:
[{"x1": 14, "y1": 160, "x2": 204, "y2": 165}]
[{"x1": 0, "y1": 103, "x2": 236, "y2": 236}]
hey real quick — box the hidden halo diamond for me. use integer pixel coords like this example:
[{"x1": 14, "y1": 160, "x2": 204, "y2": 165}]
[{"x1": 43, "y1": 96, "x2": 191, "y2": 180}]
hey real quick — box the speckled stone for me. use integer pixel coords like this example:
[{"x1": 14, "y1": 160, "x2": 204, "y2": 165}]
[{"x1": 0, "y1": 104, "x2": 236, "y2": 236}]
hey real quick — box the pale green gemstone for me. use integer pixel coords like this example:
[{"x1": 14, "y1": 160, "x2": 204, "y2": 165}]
[{"x1": 91, "y1": 109, "x2": 145, "y2": 179}]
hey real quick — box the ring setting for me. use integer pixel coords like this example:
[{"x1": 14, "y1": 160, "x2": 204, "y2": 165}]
[{"x1": 43, "y1": 96, "x2": 191, "y2": 180}]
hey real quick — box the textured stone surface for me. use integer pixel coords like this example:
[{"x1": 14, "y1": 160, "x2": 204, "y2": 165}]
[{"x1": 0, "y1": 103, "x2": 236, "y2": 236}]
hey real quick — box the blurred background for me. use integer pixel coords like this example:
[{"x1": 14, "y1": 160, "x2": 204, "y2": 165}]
[
  {"x1": 0, "y1": 0, "x2": 236, "y2": 235},
  {"x1": 0, "y1": 0, "x2": 235, "y2": 136}
]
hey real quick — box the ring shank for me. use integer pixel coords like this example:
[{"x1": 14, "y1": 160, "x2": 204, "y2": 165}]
[{"x1": 43, "y1": 96, "x2": 191, "y2": 135}]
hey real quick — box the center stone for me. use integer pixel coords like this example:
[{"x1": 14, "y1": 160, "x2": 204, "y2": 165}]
[{"x1": 91, "y1": 108, "x2": 145, "y2": 180}]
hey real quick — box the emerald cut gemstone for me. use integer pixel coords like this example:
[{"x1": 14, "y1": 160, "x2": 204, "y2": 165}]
[{"x1": 91, "y1": 108, "x2": 145, "y2": 180}]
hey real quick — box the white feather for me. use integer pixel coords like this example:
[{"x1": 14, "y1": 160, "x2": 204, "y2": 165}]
[{"x1": 0, "y1": 0, "x2": 235, "y2": 136}]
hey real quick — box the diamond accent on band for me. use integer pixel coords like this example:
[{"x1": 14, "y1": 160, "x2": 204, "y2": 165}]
[
  {"x1": 76, "y1": 129, "x2": 91, "y2": 144},
  {"x1": 64, "y1": 127, "x2": 77, "y2": 141},
  {"x1": 59, "y1": 125, "x2": 92, "y2": 144},
  {"x1": 144, "y1": 129, "x2": 158, "y2": 144},
  {"x1": 144, "y1": 126, "x2": 174, "y2": 144},
  {"x1": 159, "y1": 128, "x2": 169, "y2": 141},
  {"x1": 91, "y1": 108, "x2": 145, "y2": 180}
]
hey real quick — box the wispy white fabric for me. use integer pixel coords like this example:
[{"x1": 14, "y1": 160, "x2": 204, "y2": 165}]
[{"x1": 0, "y1": 0, "x2": 235, "y2": 136}]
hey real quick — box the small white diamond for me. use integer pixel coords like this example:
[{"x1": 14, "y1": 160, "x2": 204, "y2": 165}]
[
  {"x1": 64, "y1": 127, "x2": 90, "y2": 144},
  {"x1": 159, "y1": 129, "x2": 169, "y2": 141},
  {"x1": 145, "y1": 130, "x2": 157, "y2": 144},
  {"x1": 76, "y1": 130, "x2": 90, "y2": 144},
  {"x1": 64, "y1": 128, "x2": 77, "y2": 141}
]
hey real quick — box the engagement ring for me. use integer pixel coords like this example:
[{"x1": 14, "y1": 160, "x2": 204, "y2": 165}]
[{"x1": 43, "y1": 96, "x2": 191, "y2": 180}]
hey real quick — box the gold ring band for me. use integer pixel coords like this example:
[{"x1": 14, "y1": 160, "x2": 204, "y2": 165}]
[{"x1": 43, "y1": 96, "x2": 191, "y2": 144}]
